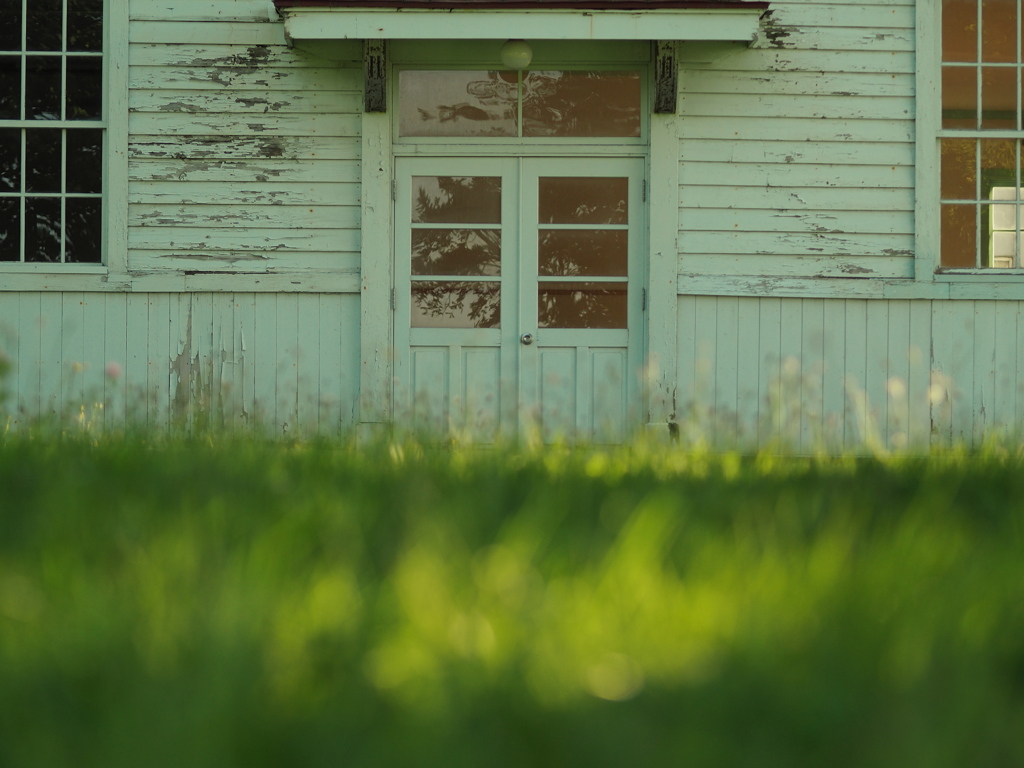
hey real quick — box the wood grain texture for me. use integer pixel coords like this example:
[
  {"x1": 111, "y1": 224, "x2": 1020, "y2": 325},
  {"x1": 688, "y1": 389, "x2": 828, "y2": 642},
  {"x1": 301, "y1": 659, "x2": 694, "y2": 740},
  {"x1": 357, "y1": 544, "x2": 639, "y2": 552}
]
[{"x1": 0, "y1": 293, "x2": 360, "y2": 433}]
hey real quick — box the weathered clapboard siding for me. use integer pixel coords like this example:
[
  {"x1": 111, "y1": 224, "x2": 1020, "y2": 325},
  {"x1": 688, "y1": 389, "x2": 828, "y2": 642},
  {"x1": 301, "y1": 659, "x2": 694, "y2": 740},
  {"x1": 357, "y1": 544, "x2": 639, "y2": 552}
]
[
  {"x1": 675, "y1": 296, "x2": 1024, "y2": 451},
  {"x1": 0, "y1": 293, "x2": 360, "y2": 433},
  {"x1": 671, "y1": 294, "x2": 1024, "y2": 450},
  {"x1": 131, "y1": 0, "x2": 276, "y2": 23},
  {"x1": 678, "y1": 1, "x2": 916, "y2": 279},
  {"x1": 127, "y1": 9, "x2": 362, "y2": 275}
]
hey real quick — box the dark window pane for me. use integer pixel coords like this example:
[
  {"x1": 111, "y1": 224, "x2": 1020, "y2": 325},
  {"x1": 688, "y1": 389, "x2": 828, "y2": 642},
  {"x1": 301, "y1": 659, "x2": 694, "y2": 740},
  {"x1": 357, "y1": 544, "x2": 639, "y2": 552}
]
[
  {"x1": 523, "y1": 71, "x2": 641, "y2": 138},
  {"x1": 0, "y1": 128, "x2": 20, "y2": 191},
  {"x1": 26, "y1": 56, "x2": 61, "y2": 120},
  {"x1": 25, "y1": 128, "x2": 61, "y2": 192},
  {"x1": 539, "y1": 230, "x2": 628, "y2": 277},
  {"x1": 399, "y1": 70, "x2": 517, "y2": 137},
  {"x1": 411, "y1": 280, "x2": 500, "y2": 328},
  {"x1": 25, "y1": 196, "x2": 62, "y2": 262},
  {"x1": 26, "y1": 0, "x2": 62, "y2": 52},
  {"x1": 538, "y1": 281, "x2": 628, "y2": 329},
  {"x1": 944, "y1": 0, "x2": 979, "y2": 62},
  {"x1": 412, "y1": 176, "x2": 501, "y2": 224},
  {"x1": 539, "y1": 177, "x2": 628, "y2": 224},
  {"x1": 982, "y1": 0, "x2": 1016, "y2": 63},
  {"x1": 412, "y1": 229, "x2": 500, "y2": 276},
  {"x1": 0, "y1": 4, "x2": 21, "y2": 52},
  {"x1": 65, "y1": 197, "x2": 101, "y2": 263},
  {"x1": 982, "y1": 66, "x2": 1017, "y2": 129},
  {"x1": 0, "y1": 56, "x2": 21, "y2": 119},
  {"x1": 68, "y1": 0, "x2": 103, "y2": 53},
  {"x1": 67, "y1": 56, "x2": 102, "y2": 119},
  {"x1": 66, "y1": 128, "x2": 102, "y2": 193},
  {"x1": 0, "y1": 198, "x2": 19, "y2": 261},
  {"x1": 942, "y1": 66, "x2": 977, "y2": 129},
  {"x1": 941, "y1": 203, "x2": 978, "y2": 267},
  {"x1": 941, "y1": 138, "x2": 977, "y2": 199}
]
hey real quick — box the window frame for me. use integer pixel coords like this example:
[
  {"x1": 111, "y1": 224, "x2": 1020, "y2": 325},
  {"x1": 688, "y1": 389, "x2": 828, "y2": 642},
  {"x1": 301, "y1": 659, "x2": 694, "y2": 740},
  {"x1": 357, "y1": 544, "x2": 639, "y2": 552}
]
[
  {"x1": 918, "y1": 0, "x2": 1024, "y2": 281},
  {"x1": 0, "y1": 0, "x2": 127, "y2": 285}
]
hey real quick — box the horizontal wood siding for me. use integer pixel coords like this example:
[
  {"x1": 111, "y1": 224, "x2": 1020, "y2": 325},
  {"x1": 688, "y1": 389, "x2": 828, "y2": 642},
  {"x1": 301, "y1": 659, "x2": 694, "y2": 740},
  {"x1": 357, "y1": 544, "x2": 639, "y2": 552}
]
[
  {"x1": 678, "y1": 0, "x2": 916, "y2": 280},
  {"x1": 0, "y1": 293, "x2": 360, "y2": 433},
  {"x1": 128, "y1": 2, "x2": 361, "y2": 275},
  {"x1": 675, "y1": 296, "x2": 1024, "y2": 451}
]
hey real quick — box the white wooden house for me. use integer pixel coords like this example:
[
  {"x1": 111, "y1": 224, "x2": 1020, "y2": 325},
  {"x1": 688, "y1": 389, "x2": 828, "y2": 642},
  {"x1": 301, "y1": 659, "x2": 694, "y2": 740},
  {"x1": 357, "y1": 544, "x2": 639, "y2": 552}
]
[{"x1": 0, "y1": 0, "x2": 1020, "y2": 449}]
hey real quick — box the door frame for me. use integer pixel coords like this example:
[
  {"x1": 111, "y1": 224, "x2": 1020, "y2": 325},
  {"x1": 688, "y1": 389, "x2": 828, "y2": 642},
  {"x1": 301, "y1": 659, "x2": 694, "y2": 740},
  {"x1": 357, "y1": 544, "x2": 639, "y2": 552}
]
[
  {"x1": 357, "y1": 42, "x2": 682, "y2": 441},
  {"x1": 393, "y1": 155, "x2": 647, "y2": 440}
]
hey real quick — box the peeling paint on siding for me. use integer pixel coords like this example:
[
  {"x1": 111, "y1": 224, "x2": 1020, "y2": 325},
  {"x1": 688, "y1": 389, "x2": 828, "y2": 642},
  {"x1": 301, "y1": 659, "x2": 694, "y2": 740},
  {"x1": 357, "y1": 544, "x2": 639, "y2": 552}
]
[
  {"x1": 183, "y1": 46, "x2": 272, "y2": 72},
  {"x1": 760, "y1": 10, "x2": 796, "y2": 48}
]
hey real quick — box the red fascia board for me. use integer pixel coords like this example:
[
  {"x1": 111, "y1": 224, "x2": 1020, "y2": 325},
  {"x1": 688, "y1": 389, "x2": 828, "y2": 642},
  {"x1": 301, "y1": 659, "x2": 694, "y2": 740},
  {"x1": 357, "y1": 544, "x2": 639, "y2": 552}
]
[{"x1": 274, "y1": 1, "x2": 770, "y2": 10}]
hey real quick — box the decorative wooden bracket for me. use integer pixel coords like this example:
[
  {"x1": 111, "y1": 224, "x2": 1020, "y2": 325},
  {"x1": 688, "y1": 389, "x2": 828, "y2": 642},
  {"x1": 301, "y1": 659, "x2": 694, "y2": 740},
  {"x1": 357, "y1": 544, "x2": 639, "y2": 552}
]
[
  {"x1": 653, "y1": 40, "x2": 677, "y2": 114},
  {"x1": 364, "y1": 39, "x2": 387, "y2": 113}
]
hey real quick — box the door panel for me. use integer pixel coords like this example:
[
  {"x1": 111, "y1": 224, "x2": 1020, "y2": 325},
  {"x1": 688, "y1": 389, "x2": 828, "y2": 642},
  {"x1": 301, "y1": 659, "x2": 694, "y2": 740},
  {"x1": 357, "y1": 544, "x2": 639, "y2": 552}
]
[{"x1": 395, "y1": 156, "x2": 643, "y2": 442}]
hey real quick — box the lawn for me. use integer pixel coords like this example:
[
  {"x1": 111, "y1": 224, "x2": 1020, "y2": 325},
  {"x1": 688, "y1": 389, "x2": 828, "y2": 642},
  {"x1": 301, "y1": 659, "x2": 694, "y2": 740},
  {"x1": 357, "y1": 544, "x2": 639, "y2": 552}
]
[{"x1": 1, "y1": 434, "x2": 1023, "y2": 767}]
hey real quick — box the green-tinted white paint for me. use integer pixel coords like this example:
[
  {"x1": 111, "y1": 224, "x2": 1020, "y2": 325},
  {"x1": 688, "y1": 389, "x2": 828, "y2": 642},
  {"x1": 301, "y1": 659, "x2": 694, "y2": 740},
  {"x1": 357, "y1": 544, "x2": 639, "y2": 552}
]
[
  {"x1": 6, "y1": 1, "x2": 1024, "y2": 445},
  {"x1": 0, "y1": 292, "x2": 360, "y2": 432},
  {"x1": 393, "y1": 156, "x2": 645, "y2": 442}
]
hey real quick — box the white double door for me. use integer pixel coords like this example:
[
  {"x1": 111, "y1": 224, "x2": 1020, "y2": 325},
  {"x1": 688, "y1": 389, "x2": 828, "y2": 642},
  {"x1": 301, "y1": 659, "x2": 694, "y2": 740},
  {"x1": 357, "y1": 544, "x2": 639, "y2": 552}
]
[{"x1": 394, "y1": 156, "x2": 645, "y2": 442}]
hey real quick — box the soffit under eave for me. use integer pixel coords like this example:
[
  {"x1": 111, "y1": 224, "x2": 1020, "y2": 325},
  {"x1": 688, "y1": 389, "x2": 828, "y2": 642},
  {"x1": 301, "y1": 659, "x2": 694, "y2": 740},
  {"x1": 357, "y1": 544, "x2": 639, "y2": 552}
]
[{"x1": 277, "y1": 6, "x2": 766, "y2": 42}]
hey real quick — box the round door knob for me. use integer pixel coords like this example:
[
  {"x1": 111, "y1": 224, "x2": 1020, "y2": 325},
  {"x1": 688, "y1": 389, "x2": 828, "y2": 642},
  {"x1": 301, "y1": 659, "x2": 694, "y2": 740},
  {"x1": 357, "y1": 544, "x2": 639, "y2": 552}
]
[{"x1": 520, "y1": 333, "x2": 534, "y2": 346}]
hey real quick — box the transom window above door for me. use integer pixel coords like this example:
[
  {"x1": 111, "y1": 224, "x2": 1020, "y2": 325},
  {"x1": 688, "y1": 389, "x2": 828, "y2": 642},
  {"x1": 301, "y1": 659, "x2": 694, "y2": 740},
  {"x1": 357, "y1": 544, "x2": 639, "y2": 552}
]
[{"x1": 398, "y1": 70, "x2": 642, "y2": 138}]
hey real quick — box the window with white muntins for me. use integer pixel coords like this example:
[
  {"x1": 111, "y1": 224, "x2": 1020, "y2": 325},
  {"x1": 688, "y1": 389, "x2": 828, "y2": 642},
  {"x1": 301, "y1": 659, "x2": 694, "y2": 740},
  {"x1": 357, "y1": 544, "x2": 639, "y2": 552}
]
[
  {"x1": 940, "y1": 0, "x2": 1024, "y2": 269},
  {"x1": 0, "y1": 0, "x2": 104, "y2": 264}
]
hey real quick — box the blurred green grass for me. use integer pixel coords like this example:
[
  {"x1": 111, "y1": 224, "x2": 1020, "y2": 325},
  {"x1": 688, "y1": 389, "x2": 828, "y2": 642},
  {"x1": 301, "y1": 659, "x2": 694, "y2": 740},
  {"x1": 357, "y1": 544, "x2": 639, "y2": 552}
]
[{"x1": 1, "y1": 434, "x2": 1023, "y2": 767}]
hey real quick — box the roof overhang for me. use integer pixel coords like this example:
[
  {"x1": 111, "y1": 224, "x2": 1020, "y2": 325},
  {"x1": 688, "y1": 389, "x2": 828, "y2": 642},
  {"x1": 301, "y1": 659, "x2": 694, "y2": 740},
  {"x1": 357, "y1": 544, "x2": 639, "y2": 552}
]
[{"x1": 273, "y1": 1, "x2": 769, "y2": 42}]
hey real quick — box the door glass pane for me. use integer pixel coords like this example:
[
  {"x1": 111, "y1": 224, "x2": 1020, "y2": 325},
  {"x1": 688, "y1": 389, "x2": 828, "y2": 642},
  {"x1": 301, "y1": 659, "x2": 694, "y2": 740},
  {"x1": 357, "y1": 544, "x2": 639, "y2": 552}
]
[
  {"x1": 539, "y1": 177, "x2": 628, "y2": 224},
  {"x1": 412, "y1": 280, "x2": 500, "y2": 328},
  {"x1": 412, "y1": 229, "x2": 500, "y2": 276},
  {"x1": 412, "y1": 176, "x2": 501, "y2": 223},
  {"x1": 399, "y1": 71, "x2": 517, "y2": 137},
  {"x1": 523, "y1": 71, "x2": 641, "y2": 137},
  {"x1": 538, "y1": 281, "x2": 627, "y2": 329},
  {"x1": 538, "y1": 230, "x2": 627, "y2": 276}
]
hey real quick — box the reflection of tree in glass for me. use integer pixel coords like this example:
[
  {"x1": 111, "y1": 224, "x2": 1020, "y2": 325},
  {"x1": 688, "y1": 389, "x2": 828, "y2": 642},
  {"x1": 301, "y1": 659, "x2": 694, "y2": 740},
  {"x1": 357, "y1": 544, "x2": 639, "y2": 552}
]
[
  {"x1": 539, "y1": 178, "x2": 628, "y2": 225},
  {"x1": 416, "y1": 72, "x2": 517, "y2": 129},
  {"x1": 523, "y1": 72, "x2": 640, "y2": 137},
  {"x1": 414, "y1": 176, "x2": 501, "y2": 224},
  {"x1": 539, "y1": 230, "x2": 627, "y2": 277},
  {"x1": 539, "y1": 284, "x2": 627, "y2": 330},
  {"x1": 413, "y1": 282, "x2": 500, "y2": 329},
  {"x1": 412, "y1": 229, "x2": 500, "y2": 276},
  {"x1": 413, "y1": 177, "x2": 502, "y2": 327}
]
